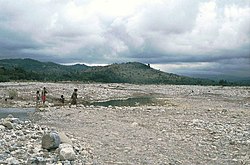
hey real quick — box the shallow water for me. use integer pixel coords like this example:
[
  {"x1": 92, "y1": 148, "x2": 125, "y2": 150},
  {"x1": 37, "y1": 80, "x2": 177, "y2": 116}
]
[
  {"x1": 90, "y1": 96, "x2": 156, "y2": 107},
  {"x1": 0, "y1": 108, "x2": 35, "y2": 120}
]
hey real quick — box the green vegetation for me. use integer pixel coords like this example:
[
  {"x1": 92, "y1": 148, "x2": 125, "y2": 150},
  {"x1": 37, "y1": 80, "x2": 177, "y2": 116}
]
[
  {"x1": 0, "y1": 58, "x2": 249, "y2": 85},
  {"x1": 0, "y1": 66, "x2": 41, "y2": 82},
  {"x1": 8, "y1": 89, "x2": 18, "y2": 99},
  {"x1": 80, "y1": 62, "x2": 216, "y2": 85}
]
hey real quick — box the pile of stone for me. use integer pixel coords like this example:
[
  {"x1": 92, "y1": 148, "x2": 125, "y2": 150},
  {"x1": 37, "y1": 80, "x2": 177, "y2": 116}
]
[{"x1": 0, "y1": 114, "x2": 94, "y2": 165}]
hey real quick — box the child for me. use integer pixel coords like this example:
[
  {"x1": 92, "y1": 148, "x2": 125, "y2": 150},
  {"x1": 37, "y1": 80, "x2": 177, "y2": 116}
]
[
  {"x1": 36, "y1": 90, "x2": 40, "y2": 108},
  {"x1": 60, "y1": 95, "x2": 65, "y2": 105},
  {"x1": 41, "y1": 87, "x2": 47, "y2": 105}
]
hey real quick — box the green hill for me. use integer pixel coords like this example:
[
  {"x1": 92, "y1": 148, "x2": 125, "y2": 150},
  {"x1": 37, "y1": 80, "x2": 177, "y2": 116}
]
[
  {"x1": 0, "y1": 58, "x2": 216, "y2": 85},
  {"x1": 0, "y1": 58, "x2": 89, "y2": 81},
  {"x1": 0, "y1": 58, "x2": 89, "y2": 73},
  {"x1": 81, "y1": 62, "x2": 214, "y2": 85}
]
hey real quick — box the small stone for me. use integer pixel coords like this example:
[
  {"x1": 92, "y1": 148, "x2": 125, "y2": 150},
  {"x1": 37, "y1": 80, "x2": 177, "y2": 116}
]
[
  {"x1": 36, "y1": 157, "x2": 46, "y2": 165},
  {"x1": 14, "y1": 124, "x2": 22, "y2": 130},
  {"x1": 80, "y1": 149, "x2": 89, "y2": 156},
  {"x1": 222, "y1": 109, "x2": 228, "y2": 113},
  {"x1": 131, "y1": 122, "x2": 139, "y2": 127},
  {"x1": 0, "y1": 154, "x2": 6, "y2": 161},
  {"x1": 15, "y1": 130, "x2": 24, "y2": 136},
  {"x1": 61, "y1": 160, "x2": 71, "y2": 165},
  {"x1": 7, "y1": 114, "x2": 14, "y2": 118},
  {"x1": 0, "y1": 125, "x2": 5, "y2": 131},
  {"x1": 27, "y1": 157, "x2": 46, "y2": 165},
  {"x1": 0, "y1": 160, "x2": 6, "y2": 165},
  {"x1": 6, "y1": 157, "x2": 20, "y2": 165},
  {"x1": 3, "y1": 120, "x2": 13, "y2": 129},
  {"x1": 11, "y1": 118, "x2": 21, "y2": 124}
]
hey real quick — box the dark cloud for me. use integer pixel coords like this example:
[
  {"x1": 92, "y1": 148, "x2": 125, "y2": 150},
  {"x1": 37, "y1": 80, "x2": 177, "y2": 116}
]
[{"x1": 0, "y1": 0, "x2": 249, "y2": 78}]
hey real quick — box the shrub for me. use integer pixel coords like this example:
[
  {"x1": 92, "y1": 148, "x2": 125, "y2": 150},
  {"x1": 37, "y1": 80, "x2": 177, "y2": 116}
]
[{"x1": 8, "y1": 90, "x2": 18, "y2": 99}]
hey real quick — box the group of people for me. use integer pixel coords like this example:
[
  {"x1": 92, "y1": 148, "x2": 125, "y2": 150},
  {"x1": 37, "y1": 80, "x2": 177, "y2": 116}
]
[
  {"x1": 36, "y1": 87, "x2": 47, "y2": 107},
  {"x1": 35, "y1": 87, "x2": 78, "y2": 108}
]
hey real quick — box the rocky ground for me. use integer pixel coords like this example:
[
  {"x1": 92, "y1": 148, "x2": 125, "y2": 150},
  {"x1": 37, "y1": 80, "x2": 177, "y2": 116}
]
[
  {"x1": 0, "y1": 82, "x2": 249, "y2": 165},
  {"x1": 0, "y1": 114, "x2": 94, "y2": 165}
]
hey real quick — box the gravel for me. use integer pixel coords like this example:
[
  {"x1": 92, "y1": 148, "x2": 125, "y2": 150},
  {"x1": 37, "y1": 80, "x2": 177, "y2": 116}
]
[{"x1": 0, "y1": 82, "x2": 249, "y2": 164}]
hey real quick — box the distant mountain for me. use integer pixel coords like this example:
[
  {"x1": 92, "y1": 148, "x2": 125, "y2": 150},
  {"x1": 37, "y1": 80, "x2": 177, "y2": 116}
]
[
  {"x1": 0, "y1": 58, "x2": 220, "y2": 85},
  {"x1": 0, "y1": 58, "x2": 89, "y2": 74},
  {"x1": 0, "y1": 58, "x2": 89, "y2": 82},
  {"x1": 186, "y1": 73, "x2": 250, "y2": 86}
]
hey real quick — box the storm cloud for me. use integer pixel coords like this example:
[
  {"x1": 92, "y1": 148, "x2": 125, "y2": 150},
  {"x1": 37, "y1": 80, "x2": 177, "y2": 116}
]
[{"x1": 0, "y1": 0, "x2": 249, "y2": 78}]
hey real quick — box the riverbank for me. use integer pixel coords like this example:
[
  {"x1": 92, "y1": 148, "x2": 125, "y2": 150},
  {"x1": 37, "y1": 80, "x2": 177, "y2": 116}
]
[{"x1": 0, "y1": 82, "x2": 249, "y2": 164}]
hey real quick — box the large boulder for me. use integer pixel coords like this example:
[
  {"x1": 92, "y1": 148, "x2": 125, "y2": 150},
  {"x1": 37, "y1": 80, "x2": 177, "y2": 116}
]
[
  {"x1": 59, "y1": 143, "x2": 76, "y2": 161},
  {"x1": 42, "y1": 131, "x2": 61, "y2": 150}
]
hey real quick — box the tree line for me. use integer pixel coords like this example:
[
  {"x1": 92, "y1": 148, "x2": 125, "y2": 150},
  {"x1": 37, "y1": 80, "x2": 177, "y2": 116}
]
[{"x1": 0, "y1": 66, "x2": 249, "y2": 86}]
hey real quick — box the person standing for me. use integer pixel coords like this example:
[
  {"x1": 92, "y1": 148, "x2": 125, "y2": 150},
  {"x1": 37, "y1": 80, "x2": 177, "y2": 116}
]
[
  {"x1": 36, "y1": 90, "x2": 40, "y2": 109},
  {"x1": 60, "y1": 95, "x2": 65, "y2": 106},
  {"x1": 70, "y1": 88, "x2": 78, "y2": 107},
  {"x1": 41, "y1": 87, "x2": 47, "y2": 105}
]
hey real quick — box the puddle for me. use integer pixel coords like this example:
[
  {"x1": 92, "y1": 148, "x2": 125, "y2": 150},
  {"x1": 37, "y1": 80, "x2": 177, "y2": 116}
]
[
  {"x1": 0, "y1": 108, "x2": 35, "y2": 120},
  {"x1": 89, "y1": 96, "x2": 165, "y2": 107}
]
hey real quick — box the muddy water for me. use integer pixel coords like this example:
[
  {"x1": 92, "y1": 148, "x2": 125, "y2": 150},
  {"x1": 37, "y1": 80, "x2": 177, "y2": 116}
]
[{"x1": 89, "y1": 96, "x2": 169, "y2": 107}]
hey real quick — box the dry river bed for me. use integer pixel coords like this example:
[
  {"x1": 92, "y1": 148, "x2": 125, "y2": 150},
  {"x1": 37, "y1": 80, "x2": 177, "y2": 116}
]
[{"x1": 0, "y1": 82, "x2": 249, "y2": 165}]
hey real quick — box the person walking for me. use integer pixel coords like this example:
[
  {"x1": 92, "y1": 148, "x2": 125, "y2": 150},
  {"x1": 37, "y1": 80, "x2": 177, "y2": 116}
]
[
  {"x1": 70, "y1": 88, "x2": 78, "y2": 107},
  {"x1": 41, "y1": 87, "x2": 47, "y2": 105}
]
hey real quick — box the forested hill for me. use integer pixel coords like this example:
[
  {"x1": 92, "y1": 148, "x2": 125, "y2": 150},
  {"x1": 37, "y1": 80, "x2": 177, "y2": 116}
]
[
  {"x1": 0, "y1": 58, "x2": 89, "y2": 73},
  {"x1": 80, "y1": 62, "x2": 216, "y2": 85},
  {"x1": 0, "y1": 58, "x2": 217, "y2": 85}
]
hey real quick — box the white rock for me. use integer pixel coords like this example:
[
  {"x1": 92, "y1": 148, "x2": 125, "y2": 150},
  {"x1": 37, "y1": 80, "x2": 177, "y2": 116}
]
[
  {"x1": 59, "y1": 143, "x2": 76, "y2": 161},
  {"x1": 6, "y1": 157, "x2": 20, "y2": 165},
  {"x1": 131, "y1": 122, "x2": 139, "y2": 127},
  {"x1": 3, "y1": 120, "x2": 13, "y2": 129},
  {"x1": 0, "y1": 125, "x2": 5, "y2": 131}
]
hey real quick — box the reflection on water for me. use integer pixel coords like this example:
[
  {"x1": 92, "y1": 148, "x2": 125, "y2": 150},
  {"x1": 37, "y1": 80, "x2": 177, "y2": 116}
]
[
  {"x1": 90, "y1": 96, "x2": 157, "y2": 107},
  {"x1": 0, "y1": 108, "x2": 35, "y2": 120}
]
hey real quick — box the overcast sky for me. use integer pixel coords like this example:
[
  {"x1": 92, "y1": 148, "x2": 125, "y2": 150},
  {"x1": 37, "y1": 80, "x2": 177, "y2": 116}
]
[{"x1": 0, "y1": 0, "x2": 249, "y2": 78}]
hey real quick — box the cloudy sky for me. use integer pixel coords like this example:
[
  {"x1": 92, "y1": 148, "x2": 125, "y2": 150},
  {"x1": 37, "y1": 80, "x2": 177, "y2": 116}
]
[{"x1": 0, "y1": 0, "x2": 249, "y2": 78}]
